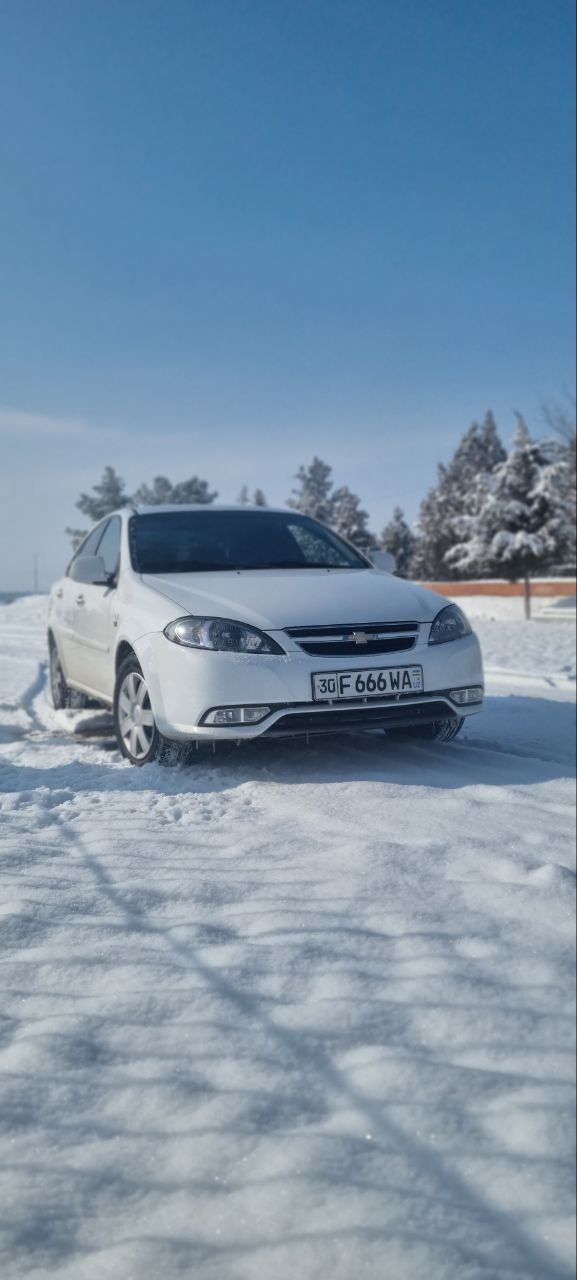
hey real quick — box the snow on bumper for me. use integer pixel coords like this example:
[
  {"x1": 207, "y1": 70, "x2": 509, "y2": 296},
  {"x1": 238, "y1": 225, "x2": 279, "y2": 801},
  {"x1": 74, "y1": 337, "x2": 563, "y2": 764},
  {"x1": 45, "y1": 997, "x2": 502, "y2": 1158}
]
[{"x1": 134, "y1": 630, "x2": 484, "y2": 740}]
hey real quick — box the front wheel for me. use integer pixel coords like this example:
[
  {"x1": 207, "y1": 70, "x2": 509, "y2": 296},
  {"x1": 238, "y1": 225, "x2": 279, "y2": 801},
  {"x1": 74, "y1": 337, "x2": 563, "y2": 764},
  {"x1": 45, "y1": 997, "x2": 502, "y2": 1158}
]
[
  {"x1": 113, "y1": 655, "x2": 184, "y2": 766},
  {"x1": 385, "y1": 717, "x2": 465, "y2": 744}
]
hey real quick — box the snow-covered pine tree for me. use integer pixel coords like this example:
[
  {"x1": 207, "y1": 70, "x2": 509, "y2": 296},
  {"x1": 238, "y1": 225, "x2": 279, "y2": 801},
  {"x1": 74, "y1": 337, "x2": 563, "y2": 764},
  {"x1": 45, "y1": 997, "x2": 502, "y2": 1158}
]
[
  {"x1": 542, "y1": 397, "x2": 576, "y2": 573},
  {"x1": 237, "y1": 486, "x2": 266, "y2": 506},
  {"x1": 76, "y1": 466, "x2": 128, "y2": 523},
  {"x1": 237, "y1": 485, "x2": 267, "y2": 507},
  {"x1": 133, "y1": 475, "x2": 218, "y2": 505},
  {"x1": 163, "y1": 476, "x2": 217, "y2": 504},
  {"x1": 380, "y1": 507, "x2": 415, "y2": 578},
  {"x1": 288, "y1": 458, "x2": 334, "y2": 523},
  {"x1": 530, "y1": 440, "x2": 576, "y2": 577},
  {"x1": 289, "y1": 458, "x2": 373, "y2": 548},
  {"x1": 446, "y1": 416, "x2": 572, "y2": 616},
  {"x1": 411, "y1": 413, "x2": 506, "y2": 580},
  {"x1": 68, "y1": 466, "x2": 128, "y2": 544},
  {"x1": 328, "y1": 487, "x2": 374, "y2": 549},
  {"x1": 132, "y1": 476, "x2": 174, "y2": 505}
]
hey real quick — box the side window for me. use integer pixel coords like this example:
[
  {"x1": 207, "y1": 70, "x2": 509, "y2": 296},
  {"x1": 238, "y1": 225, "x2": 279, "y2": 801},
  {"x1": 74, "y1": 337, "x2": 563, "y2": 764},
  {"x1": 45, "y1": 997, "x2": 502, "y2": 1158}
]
[
  {"x1": 67, "y1": 522, "x2": 108, "y2": 576},
  {"x1": 96, "y1": 517, "x2": 121, "y2": 580}
]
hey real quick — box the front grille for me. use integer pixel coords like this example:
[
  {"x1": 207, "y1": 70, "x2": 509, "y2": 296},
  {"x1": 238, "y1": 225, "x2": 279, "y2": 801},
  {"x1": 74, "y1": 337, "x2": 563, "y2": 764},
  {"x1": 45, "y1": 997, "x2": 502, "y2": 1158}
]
[
  {"x1": 264, "y1": 698, "x2": 456, "y2": 738},
  {"x1": 285, "y1": 621, "x2": 419, "y2": 657}
]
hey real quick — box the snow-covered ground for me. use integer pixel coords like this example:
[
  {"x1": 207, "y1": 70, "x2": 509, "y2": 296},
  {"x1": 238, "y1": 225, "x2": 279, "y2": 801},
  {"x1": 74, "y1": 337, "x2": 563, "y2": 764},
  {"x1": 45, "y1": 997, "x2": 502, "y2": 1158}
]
[
  {"x1": 449, "y1": 591, "x2": 577, "y2": 627},
  {"x1": 0, "y1": 596, "x2": 575, "y2": 1280}
]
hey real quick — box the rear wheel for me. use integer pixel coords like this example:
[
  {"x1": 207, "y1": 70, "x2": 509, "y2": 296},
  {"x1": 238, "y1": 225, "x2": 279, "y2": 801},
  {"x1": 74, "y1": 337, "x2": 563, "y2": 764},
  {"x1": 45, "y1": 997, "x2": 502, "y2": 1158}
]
[
  {"x1": 49, "y1": 637, "x2": 69, "y2": 709},
  {"x1": 49, "y1": 638, "x2": 93, "y2": 710},
  {"x1": 385, "y1": 717, "x2": 465, "y2": 743},
  {"x1": 113, "y1": 655, "x2": 184, "y2": 766}
]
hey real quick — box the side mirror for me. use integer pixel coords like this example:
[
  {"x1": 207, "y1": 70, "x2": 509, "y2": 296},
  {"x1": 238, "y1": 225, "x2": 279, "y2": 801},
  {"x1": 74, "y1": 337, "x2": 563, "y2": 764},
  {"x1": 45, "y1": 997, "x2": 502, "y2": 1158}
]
[
  {"x1": 70, "y1": 555, "x2": 112, "y2": 586},
  {"x1": 368, "y1": 548, "x2": 396, "y2": 574}
]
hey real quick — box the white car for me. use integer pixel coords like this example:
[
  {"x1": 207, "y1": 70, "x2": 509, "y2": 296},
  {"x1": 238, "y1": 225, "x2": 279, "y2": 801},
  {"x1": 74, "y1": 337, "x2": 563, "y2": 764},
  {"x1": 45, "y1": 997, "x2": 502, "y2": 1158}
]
[{"x1": 48, "y1": 504, "x2": 484, "y2": 766}]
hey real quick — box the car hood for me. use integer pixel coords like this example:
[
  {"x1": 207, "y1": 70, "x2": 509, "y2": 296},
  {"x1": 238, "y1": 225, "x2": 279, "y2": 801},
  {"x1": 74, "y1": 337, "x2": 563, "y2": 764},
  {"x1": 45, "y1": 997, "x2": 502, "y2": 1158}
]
[{"x1": 141, "y1": 569, "x2": 449, "y2": 631}]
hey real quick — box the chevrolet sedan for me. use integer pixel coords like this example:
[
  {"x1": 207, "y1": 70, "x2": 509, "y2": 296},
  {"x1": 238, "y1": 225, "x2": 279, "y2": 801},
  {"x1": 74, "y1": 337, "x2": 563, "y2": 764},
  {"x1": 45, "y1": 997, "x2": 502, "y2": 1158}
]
[{"x1": 48, "y1": 505, "x2": 484, "y2": 765}]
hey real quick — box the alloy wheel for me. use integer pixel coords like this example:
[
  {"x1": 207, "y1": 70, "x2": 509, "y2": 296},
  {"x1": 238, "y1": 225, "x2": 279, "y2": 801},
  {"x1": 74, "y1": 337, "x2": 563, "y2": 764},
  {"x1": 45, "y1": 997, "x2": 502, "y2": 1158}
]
[{"x1": 117, "y1": 671, "x2": 156, "y2": 761}]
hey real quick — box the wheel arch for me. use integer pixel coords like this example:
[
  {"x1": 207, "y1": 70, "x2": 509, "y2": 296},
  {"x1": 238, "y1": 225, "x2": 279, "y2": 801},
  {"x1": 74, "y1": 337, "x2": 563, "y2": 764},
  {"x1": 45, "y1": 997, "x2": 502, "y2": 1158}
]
[{"x1": 115, "y1": 639, "x2": 137, "y2": 674}]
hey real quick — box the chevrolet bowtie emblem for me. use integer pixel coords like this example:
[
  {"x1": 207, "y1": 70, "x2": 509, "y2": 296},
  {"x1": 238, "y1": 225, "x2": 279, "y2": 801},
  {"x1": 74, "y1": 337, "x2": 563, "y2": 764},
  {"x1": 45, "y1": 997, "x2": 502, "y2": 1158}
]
[{"x1": 351, "y1": 631, "x2": 370, "y2": 645}]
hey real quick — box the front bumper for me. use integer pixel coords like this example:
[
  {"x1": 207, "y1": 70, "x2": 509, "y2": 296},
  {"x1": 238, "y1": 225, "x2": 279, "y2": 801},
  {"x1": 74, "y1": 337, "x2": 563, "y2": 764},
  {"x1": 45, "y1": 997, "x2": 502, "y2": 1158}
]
[
  {"x1": 134, "y1": 630, "x2": 484, "y2": 741},
  {"x1": 208, "y1": 692, "x2": 480, "y2": 739}
]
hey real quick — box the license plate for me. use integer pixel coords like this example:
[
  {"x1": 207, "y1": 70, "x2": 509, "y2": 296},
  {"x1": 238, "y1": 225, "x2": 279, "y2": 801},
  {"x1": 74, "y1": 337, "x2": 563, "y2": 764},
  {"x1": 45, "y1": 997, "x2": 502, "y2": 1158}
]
[{"x1": 312, "y1": 665, "x2": 423, "y2": 702}]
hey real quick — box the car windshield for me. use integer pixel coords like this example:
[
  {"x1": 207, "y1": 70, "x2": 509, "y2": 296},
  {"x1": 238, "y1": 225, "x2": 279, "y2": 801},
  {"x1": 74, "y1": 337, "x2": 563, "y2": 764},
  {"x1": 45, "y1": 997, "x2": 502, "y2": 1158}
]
[{"x1": 130, "y1": 510, "x2": 368, "y2": 574}]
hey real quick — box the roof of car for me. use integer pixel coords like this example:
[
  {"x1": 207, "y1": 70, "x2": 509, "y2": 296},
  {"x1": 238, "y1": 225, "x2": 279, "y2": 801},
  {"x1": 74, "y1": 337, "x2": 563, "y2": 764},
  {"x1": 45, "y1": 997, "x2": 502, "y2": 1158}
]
[{"x1": 129, "y1": 503, "x2": 291, "y2": 516}]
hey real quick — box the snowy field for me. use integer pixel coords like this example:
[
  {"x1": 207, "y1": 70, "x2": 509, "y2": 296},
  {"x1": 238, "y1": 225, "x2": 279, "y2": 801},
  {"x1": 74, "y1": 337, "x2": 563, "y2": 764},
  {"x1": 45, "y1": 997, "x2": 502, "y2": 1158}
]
[{"x1": 0, "y1": 595, "x2": 575, "y2": 1280}]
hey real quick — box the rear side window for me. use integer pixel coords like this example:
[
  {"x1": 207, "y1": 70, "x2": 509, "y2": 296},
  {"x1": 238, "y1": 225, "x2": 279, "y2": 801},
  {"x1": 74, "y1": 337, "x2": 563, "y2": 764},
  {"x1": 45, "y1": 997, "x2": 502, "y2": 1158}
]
[{"x1": 96, "y1": 517, "x2": 121, "y2": 579}]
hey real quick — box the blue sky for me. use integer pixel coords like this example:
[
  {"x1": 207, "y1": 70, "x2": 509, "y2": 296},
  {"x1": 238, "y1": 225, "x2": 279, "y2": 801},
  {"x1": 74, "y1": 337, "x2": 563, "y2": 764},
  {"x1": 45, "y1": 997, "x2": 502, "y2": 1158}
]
[{"x1": 0, "y1": 0, "x2": 575, "y2": 589}]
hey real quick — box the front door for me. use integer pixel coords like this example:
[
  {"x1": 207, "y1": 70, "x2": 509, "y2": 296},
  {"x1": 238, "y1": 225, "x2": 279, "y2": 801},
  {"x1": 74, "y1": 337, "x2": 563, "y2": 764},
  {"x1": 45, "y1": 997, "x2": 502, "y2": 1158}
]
[{"x1": 66, "y1": 517, "x2": 121, "y2": 699}]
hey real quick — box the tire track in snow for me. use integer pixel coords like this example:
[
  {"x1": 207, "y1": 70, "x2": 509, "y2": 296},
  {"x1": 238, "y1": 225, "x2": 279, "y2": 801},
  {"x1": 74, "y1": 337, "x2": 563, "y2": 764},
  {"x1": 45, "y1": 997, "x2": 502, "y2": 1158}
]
[
  {"x1": 37, "y1": 791, "x2": 573, "y2": 1280},
  {"x1": 1, "y1": 603, "x2": 575, "y2": 1278}
]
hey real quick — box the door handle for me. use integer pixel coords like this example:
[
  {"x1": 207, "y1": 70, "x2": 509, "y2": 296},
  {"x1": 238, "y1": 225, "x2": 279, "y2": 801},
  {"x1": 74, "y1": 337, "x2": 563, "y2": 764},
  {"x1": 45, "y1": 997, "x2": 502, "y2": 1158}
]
[{"x1": 76, "y1": 594, "x2": 85, "y2": 606}]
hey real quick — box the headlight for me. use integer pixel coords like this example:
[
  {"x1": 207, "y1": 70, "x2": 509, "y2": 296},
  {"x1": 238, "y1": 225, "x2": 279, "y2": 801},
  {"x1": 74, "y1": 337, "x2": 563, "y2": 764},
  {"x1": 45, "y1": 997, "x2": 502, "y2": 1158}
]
[
  {"x1": 163, "y1": 616, "x2": 285, "y2": 655},
  {"x1": 428, "y1": 604, "x2": 472, "y2": 645}
]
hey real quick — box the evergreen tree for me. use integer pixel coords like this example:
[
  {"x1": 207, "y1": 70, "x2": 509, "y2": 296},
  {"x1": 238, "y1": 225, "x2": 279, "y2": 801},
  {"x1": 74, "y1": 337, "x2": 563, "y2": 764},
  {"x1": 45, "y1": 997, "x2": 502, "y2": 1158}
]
[
  {"x1": 171, "y1": 476, "x2": 217, "y2": 504},
  {"x1": 446, "y1": 417, "x2": 571, "y2": 613},
  {"x1": 329, "y1": 486, "x2": 374, "y2": 549},
  {"x1": 542, "y1": 397, "x2": 576, "y2": 571},
  {"x1": 76, "y1": 466, "x2": 128, "y2": 523},
  {"x1": 380, "y1": 507, "x2": 415, "y2": 578},
  {"x1": 288, "y1": 457, "x2": 333, "y2": 523},
  {"x1": 528, "y1": 439, "x2": 576, "y2": 574},
  {"x1": 411, "y1": 413, "x2": 506, "y2": 579},
  {"x1": 133, "y1": 475, "x2": 218, "y2": 505},
  {"x1": 237, "y1": 486, "x2": 266, "y2": 506},
  {"x1": 289, "y1": 457, "x2": 373, "y2": 548},
  {"x1": 132, "y1": 476, "x2": 174, "y2": 505}
]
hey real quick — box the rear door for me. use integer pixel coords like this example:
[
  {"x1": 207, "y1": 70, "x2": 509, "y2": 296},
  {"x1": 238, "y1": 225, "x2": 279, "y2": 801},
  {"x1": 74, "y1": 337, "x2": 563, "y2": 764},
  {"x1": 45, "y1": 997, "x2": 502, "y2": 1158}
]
[
  {"x1": 55, "y1": 524, "x2": 107, "y2": 678},
  {"x1": 69, "y1": 517, "x2": 122, "y2": 699}
]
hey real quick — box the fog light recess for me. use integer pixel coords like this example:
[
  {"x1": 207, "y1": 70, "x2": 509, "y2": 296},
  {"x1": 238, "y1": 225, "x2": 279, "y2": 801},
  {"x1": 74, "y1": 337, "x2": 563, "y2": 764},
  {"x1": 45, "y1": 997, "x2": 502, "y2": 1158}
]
[
  {"x1": 450, "y1": 687, "x2": 484, "y2": 706},
  {"x1": 203, "y1": 706, "x2": 271, "y2": 726}
]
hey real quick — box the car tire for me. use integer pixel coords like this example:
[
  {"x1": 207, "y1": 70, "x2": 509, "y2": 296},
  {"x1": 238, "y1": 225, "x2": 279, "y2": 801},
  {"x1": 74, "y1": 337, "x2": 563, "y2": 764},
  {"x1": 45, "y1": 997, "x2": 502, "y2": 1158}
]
[
  {"x1": 49, "y1": 637, "x2": 93, "y2": 710},
  {"x1": 113, "y1": 654, "x2": 185, "y2": 767},
  {"x1": 385, "y1": 717, "x2": 465, "y2": 744},
  {"x1": 49, "y1": 636, "x2": 70, "y2": 709}
]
